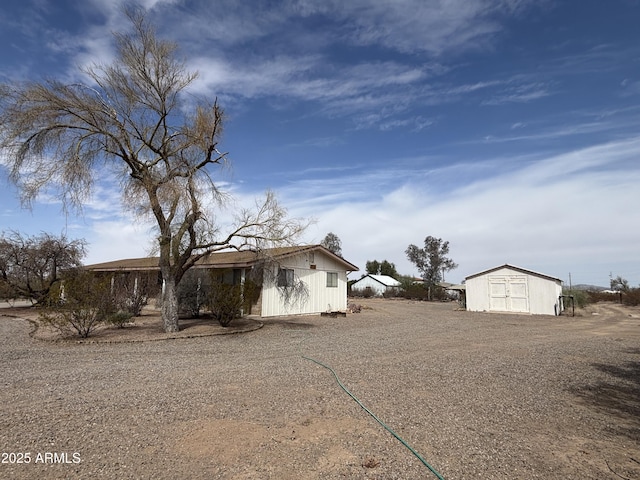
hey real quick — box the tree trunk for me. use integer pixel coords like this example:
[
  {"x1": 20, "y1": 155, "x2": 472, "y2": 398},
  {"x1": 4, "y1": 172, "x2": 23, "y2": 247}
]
[{"x1": 162, "y1": 277, "x2": 180, "y2": 333}]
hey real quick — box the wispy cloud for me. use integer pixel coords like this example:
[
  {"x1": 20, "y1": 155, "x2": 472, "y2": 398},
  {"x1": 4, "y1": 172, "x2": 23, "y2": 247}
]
[
  {"x1": 482, "y1": 81, "x2": 551, "y2": 105},
  {"x1": 285, "y1": 137, "x2": 640, "y2": 283}
]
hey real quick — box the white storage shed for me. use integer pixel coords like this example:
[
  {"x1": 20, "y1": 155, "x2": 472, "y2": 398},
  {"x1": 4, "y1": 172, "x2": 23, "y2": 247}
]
[
  {"x1": 465, "y1": 264, "x2": 563, "y2": 316},
  {"x1": 351, "y1": 274, "x2": 401, "y2": 296}
]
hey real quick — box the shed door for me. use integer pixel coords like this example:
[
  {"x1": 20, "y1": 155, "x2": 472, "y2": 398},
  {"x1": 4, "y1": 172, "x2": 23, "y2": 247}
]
[
  {"x1": 489, "y1": 277, "x2": 508, "y2": 311},
  {"x1": 488, "y1": 275, "x2": 529, "y2": 313},
  {"x1": 508, "y1": 276, "x2": 529, "y2": 313}
]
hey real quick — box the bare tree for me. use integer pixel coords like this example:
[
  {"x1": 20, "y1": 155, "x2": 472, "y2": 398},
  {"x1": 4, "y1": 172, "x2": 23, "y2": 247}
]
[
  {"x1": 0, "y1": 11, "x2": 307, "y2": 332},
  {"x1": 406, "y1": 236, "x2": 457, "y2": 300},
  {"x1": 610, "y1": 275, "x2": 630, "y2": 293},
  {"x1": 0, "y1": 231, "x2": 86, "y2": 303}
]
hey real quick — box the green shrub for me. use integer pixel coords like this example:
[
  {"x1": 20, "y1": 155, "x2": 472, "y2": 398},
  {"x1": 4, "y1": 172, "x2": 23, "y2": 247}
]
[
  {"x1": 400, "y1": 283, "x2": 429, "y2": 301},
  {"x1": 208, "y1": 282, "x2": 243, "y2": 327},
  {"x1": 241, "y1": 278, "x2": 261, "y2": 315},
  {"x1": 562, "y1": 289, "x2": 591, "y2": 309},
  {"x1": 106, "y1": 310, "x2": 134, "y2": 328},
  {"x1": 39, "y1": 269, "x2": 114, "y2": 338},
  {"x1": 110, "y1": 272, "x2": 153, "y2": 317},
  {"x1": 382, "y1": 288, "x2": 399, "y2": 298},
  {"x1": 177, "y1": 270, "x2": 210, "y2": 317}
]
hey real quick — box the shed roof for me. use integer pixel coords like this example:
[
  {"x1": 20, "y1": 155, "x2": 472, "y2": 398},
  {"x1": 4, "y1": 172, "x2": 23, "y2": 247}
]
[
  {"x1": 85, "y1": 245, "x2": 359, "y2": 272},
  {"x1": 465, "y1": 264, "x2": 562, "y2": 283},
  {"x1": 354, "y1": 274, "x2": 401, "y2": 287}
]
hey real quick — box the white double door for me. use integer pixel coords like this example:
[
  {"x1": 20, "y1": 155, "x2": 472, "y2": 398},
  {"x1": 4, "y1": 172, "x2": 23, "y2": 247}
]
[{"x1": 488, "y1": 275, "x2": 529, "y2": 313}]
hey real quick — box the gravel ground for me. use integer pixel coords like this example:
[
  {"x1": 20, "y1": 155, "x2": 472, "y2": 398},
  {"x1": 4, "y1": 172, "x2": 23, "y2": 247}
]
[{"x1": 1, "y1": 299, "x2": 639, "y2": 479}]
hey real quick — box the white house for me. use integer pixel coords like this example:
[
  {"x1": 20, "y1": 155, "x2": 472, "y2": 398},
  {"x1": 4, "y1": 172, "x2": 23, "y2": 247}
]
[
  {"x1": 258, "y1": 246, "x2": 358, "y2": 316},
  {"x1": 351, "y1": 274, "x2": 401, "y2": 296},
  {"x1": 85, "y1": 245, "x2": 359, "y2": 317},
  {"x1": 465, "y1": 264, "x2": 563, "y2": 315}
]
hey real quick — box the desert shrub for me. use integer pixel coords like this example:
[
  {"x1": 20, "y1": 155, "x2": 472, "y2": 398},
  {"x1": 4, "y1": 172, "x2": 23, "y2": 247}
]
[
  {"x1": 241, "y1": 278, "x2": 261, "y2": 315},
  {"x1": 622, "y1": 288, "x2": 640, "y2": 306},
  {"x1": 177, "y1": 270, "x2": 210, "y2": 317},
  {"x1": 106, "y1": 310, "x2": 134, "y2": 328},
  {"x1": 430, "y1": 285, "x2": 450, "y2": 301},
  {"x1": 110, "y1": 272, "x2": 153, "y2": 317},
  {"x1": 400, "y1": 283, "x2": 429, "y2": 301},
  {"x1": 382, "y1": 288, "x2": 402, "y2": 298},
  {"x1": 571, "y1": 289, "x2": 640, "y2": 307},
  {"x1": 586, "y1": 290, "x2": 616, "y2": 303},
  {"x1": 0, "y1": 280, "x2": 16, "y2": 302},
  {"x1": 208, "y1": 282, "x2": 243, "y2": 327},
  {"x1": 351, "y1": 287, "x2": 374, "y2": 298},
  {"x1": 39, "y1": 269, "x2": 114, "y2": 338},
  {"x1": 562, "y1": 289, "x2": 591, "y2": 309}
]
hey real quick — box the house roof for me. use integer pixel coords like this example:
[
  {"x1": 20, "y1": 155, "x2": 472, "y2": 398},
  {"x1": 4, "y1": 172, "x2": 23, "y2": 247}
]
[
  {"x1": 465, "y1": 264, "x2": 562, "y2": 283},
  {"x1": 439, "y1": 282, "x2": 466, "y2": 291},
  {"x1": 84, "y1": 245, "x2": 359, "y2": 272},
  {"x1": 354, "y1": 274, "x2": 401, "y2": 287}
]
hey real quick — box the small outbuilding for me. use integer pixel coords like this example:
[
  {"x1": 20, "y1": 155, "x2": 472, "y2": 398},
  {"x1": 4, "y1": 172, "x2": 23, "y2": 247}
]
[
  {"x1": 465, "y1": 264, "x2": 563, "y2": 316},
  {"x1": 351, "y1": 274, "x2": 401, "y2": 297}
]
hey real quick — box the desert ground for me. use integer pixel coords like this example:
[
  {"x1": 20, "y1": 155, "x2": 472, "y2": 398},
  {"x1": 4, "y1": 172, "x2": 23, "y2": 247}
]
[{"x1": 1, "y1": 299, "x2": 639, "y2": 479}]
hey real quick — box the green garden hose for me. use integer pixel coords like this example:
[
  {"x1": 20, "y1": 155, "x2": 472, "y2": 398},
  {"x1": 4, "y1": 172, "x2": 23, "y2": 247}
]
[{"x1": 303, "y1": 355, "x2": 446, "y2": 480}]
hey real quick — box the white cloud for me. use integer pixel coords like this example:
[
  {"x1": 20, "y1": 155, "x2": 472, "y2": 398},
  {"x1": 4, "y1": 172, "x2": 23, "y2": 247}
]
[
  {"x1": 47, "y1": 134, "x2": 640, "y2": 289},
  {"x1": 82, "y1": 219, "x2": 155, "y2": 264},
  {"x1": 289, "y1": 0, "x2": 535, "y2": 56},
  {"x1": 284, "y1": 137, "x2": 640, "y2": 286}
]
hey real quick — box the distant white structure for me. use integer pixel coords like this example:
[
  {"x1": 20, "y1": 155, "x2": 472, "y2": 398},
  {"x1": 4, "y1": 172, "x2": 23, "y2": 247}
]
[
  {"x1": 351, "y1": 274, "x2": 401, "y2": 296},
  {"x1": 465, "y1": 264, "x2": 563, "y2": 316}
]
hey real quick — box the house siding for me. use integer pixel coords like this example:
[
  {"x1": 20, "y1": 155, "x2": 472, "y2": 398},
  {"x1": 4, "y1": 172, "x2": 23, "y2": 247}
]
[{"x1": 260, "y1": 252, "x2": 349, "y2": 317}]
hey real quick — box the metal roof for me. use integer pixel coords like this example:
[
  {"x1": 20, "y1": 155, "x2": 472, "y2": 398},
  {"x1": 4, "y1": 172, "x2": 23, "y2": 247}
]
[
  {"x1": 353, "y1": 274, "x2": 401, "y2": 287},
  {"x1": 465, "y1": 264, "x2": 562, "y2": 283}
]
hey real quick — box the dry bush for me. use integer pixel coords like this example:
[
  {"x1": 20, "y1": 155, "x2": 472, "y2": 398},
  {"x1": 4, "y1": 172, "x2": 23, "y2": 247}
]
[
  {"x1": 562, "y1": 289, "x2": 592, "y2": 309},
  {"x1": 351, "y1": 287, "x2": 374, "y2": 298},
  {"x1": 39, "y1": 270, "x2": 113, "y2": 338},
  {"x1": 208, "y1": 282, "x2": 243, "y2": 327},
  {"x1": 177, "y1": 270, "x2": 210, "y2": 317},
  {"x1": 400, "y1": 284, "x2": 429, "y2": 301},
  {"x1": 623, "y1": 288, "x2": 640, "y2": 306}
]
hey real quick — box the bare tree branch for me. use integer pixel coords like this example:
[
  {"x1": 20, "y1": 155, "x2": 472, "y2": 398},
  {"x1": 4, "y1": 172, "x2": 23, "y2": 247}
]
[{"x1": 0, "y1": 10, "x2": 309, "y2": 332}]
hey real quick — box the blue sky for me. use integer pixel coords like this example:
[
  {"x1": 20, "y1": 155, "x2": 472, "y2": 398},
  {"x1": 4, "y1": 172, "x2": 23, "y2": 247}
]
[{"x1": 1, "y1": 0, "x2": 639, "y2": 287}]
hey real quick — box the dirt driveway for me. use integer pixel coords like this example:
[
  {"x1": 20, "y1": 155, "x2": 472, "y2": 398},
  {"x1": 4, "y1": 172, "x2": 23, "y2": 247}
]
[{"x1": 1, "y1": 299, "x2": 639, "y2": 479}]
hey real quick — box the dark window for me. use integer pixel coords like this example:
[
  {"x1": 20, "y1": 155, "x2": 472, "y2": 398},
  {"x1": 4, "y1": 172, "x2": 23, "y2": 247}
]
[
  {"x1": 277, "y1": 268, "x2": 294, "y2": 287},
  {"x1": 327, "y1": 272, "x2": 338, "y2": 288}
]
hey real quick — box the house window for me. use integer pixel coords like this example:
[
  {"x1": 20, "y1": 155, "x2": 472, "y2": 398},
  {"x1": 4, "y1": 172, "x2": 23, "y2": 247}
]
[
  {"x1": 277, "y1": 268, "x2": 294, "y2": 287},
  {"x1": 327, "y1": 272, "x2": 338, "y2": 288}
]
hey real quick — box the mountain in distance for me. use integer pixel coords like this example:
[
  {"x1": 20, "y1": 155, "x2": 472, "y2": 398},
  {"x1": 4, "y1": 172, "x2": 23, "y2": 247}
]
[{"x1": 570, "y1": 284, "x2": 608, "y2": 291}]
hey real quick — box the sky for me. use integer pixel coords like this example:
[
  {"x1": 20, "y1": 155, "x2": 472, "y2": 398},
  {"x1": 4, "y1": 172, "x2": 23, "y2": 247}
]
[{"x1": 1, "y1": 0, "x2": 639, "y2": 287}]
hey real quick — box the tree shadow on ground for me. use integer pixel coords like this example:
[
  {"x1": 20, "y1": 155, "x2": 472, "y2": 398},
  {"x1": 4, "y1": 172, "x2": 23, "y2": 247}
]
[
  {"x1": 263, "y1": 318, "x2": 316, "y2": 330},
  {"x1": 571, "y1": 349, "x2": 640, "y2": 442}
]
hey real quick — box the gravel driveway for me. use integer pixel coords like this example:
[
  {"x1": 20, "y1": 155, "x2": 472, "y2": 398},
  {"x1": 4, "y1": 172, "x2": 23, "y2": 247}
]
[{"x1": 1, "y1": 299, "x2": 639, "y2": 479}]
